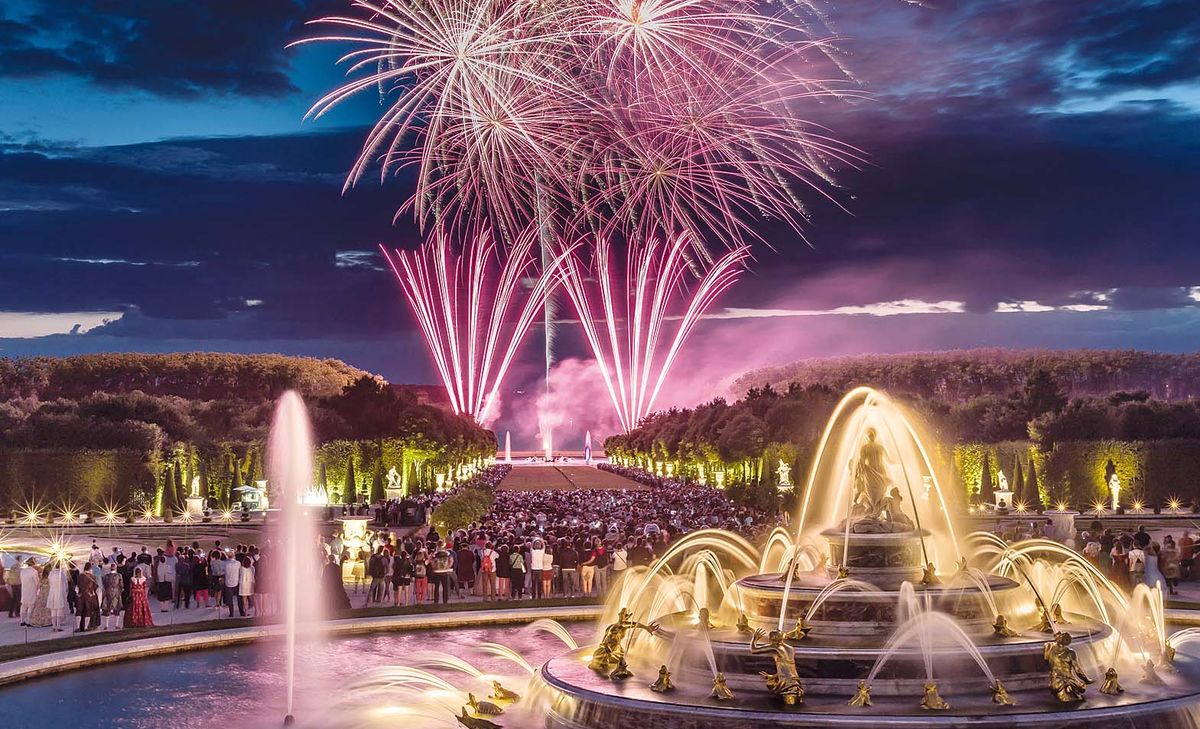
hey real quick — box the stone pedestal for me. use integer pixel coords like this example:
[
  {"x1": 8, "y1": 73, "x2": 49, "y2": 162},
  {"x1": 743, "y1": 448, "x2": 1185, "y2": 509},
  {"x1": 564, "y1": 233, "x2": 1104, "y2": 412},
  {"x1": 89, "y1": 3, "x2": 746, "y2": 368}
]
[{"x1": 185, "y1": 496, "x2": 205, "y2": 516}]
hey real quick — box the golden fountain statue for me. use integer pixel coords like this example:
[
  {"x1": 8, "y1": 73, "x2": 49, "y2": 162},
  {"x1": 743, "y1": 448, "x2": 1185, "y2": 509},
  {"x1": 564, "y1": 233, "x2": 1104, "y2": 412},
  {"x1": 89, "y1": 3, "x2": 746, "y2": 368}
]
[
  {"x1": 991, "y1": 680, "x2": 1016, "y2": 706},
  {"x1": 837, "y1": 565, "x2": 850, "y2": 580},
  {"x1": 489, "y1": 681, "x2": 520, "y2": 703},
  {"x1": 1163, "y1": 642, "x2": 1177, "y2": 665},
  {"x1": 466, "y1": 693, "x2": 503, "y2": 716},
  {"x1": 782, "y1": 613, "x2": 812, "y2": 641},
  {"x1": 1051, "y1": 603, "x2": 1070, "y2": 625},
  {"x1": 736, "y1": 613, "x2": 752, "y2": 633},
  {"x1": 1044, "y1": 631, "x2": 1092, "y2": 702},
  {"x1": 1034, "y1": 606, "x2": 1055, "y2": 634},
  {"x1": 920, "y1": 681, "x2": 950, "y2": 710},
  {"x1": 709, "y1": 673, "x2": 735, "y2": 701},
  {"x1": 921, "y1": 562, "x2": 941, "y2": 586},
  {"x1": 609, "y1": 655, "x2": 634, "y2": 681},
  {"x1": 455, "y1": 707, "x2": 502, "y2": 729},
  {"x1": 1140, "y1": 659, "x2": 1165, "y2": 686},
  {"x1": 650, "y1": 665, "x2": 675, "y2": 693},
  {"x1": 992, "y1": 614, "x2": 1019, "y2": 638},
  {"x1": 847, "y1": 680, "x2": 872, "y2": 707},
  {"x1": 750, "y1": 629, "x2": 806, "y2": 706},
  {"x1": 589, "y1": 608, "x2": 659, "y2": 673},
  {"x1": 1100, "y1": 667, "x2": 1124, "y2": 695}
]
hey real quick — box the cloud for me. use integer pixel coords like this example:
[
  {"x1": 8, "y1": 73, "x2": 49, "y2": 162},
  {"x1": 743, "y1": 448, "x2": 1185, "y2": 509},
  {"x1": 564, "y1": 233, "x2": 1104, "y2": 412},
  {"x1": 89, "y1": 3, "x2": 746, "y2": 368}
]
[
  {"x1": 0, "y1": 310, "x2": 123, "y2": 337},
  {"x1": 0, "y1": 0, "x2": 340, "y2": 98}
]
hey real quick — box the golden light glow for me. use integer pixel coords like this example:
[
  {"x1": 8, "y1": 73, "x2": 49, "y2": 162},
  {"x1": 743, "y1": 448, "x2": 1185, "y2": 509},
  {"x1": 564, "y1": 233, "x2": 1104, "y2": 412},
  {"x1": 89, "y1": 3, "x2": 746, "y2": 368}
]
[
  {"x1": 220, "y1": 509, "x2": 235, "y2": 523},
  {"x1": 1055, "y1": 501, "x2": 1070, "y2": 512},
  {"x1": 1089, "y1": 500, "x2": 1108, "y2": 515},
  {"x1": 1130, "y1": 500, "x2": 1146, "y2": 514},
  {"x1": 142, "y1": 510, "x2": 156, "y2": 522},
  {"x1": 1013, "y1": 500, "x2": 1028, "y2": 514},
  {"x1": 1167, "y1": 496, "x2": 1184, "y2": 514}
]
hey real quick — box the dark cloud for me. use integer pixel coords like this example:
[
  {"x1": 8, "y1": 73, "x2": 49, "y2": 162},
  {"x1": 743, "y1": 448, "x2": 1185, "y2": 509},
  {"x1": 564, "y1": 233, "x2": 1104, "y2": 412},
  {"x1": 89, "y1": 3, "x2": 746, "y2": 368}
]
[
  {"x1": 826, "y1": 0, "x2": 1200, "y2": 115},
  {"x1": 0, "y1": 0, "x2": 339, "y2": 98}
]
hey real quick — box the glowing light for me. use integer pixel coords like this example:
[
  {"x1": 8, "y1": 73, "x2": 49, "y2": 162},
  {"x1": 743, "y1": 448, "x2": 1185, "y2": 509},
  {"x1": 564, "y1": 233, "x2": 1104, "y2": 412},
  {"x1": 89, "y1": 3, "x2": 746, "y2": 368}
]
[
  {"x1": 1054, "y1": 501, "x2": 1070, "y2": 513},
  {"x1": 220, "y1": 510, "x2": 236, "y2": 524},
  {"x1": 1089, "y1": 500, "x2": 1109, "y2": 516},
  {"x1": 559, "y1": 233, "x2": 749, "y2": 432},
  {"x1": 142, "y1": 510, "x2": 155, "y2": 523},
  {"x1": 1130, "y1": 500, "x2": 1147, "y2": 514},
  {"x1": 1013, "y1": 500, "x2": 1029, "y2": 514},
  {"x1": 380, "y1": 229, "x2": 571, "y2": 423},
  {"x1": 1167, "y1": 496, "x2": 1184, "y2": 514}
]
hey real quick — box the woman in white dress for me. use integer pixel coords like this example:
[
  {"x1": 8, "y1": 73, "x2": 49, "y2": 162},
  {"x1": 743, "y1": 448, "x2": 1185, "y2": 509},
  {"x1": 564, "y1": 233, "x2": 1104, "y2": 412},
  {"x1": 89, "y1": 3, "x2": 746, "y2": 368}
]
[
  {"x1": 238, "y1": 557, "x2": 255, "y2": 617},
  {"x1": 47, "y1": 560, "x2": 69, "y2": 632}
]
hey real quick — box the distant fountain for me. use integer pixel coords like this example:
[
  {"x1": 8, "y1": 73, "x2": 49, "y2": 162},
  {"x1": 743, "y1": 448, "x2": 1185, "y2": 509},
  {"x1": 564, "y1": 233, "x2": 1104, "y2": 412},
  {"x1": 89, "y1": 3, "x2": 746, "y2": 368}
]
[
  {"x1": 505, "y1": 431, "x2": 512, "y2": 464},
  {"x1": 584, "y1": 430, "x2": 593, "y2": 464},
  {"x1": 266, "y1": 391, "x2": 322, "y2": 726}
]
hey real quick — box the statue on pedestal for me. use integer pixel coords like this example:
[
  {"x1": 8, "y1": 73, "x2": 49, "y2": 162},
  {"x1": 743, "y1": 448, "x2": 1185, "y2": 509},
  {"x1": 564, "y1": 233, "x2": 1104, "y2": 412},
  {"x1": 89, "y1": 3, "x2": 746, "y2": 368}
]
[
  {"x1": 650, "y1": 665, "x2": 675, "y2": 692},
  {"x1": 846, "y1": 429, "x2": 914, "y2": 534},
  {"x1": 1100, "y1": 668, "x2": 1123, "y2": 695},
  {"x1": 709, "y1": 673, "x2": 735, "y2": 701},
  {"x1": 920, "y1": 682, "x2": 950, "y2": 710}
]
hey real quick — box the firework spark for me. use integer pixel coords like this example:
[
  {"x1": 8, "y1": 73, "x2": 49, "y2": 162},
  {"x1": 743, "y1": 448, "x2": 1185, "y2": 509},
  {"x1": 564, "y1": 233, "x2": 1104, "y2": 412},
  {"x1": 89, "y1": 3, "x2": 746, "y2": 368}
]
[
  {"x1": 299, "y1": 0, "x2": 861, "y2": 251},
  {"x1": 558, "y1": 233, "x2": 749, "y2": 432},
  {"x1": 380, "y1": 229, "x2": 573, "y2": 424}
]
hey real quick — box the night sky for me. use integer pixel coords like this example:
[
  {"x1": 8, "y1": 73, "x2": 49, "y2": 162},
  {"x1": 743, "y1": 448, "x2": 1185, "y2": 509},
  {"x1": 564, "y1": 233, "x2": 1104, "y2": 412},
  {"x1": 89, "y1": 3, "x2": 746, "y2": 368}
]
[{"x1": 1, "y1": 0, "x2": 1199, "y2": 439}]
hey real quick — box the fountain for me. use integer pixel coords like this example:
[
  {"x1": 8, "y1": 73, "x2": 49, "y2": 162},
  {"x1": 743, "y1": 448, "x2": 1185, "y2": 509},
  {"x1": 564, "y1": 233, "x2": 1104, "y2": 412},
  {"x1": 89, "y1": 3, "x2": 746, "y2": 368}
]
[
  {"x1": 266, "y1": 391, "x2": 323, "y2": 726},
  {"x1": 6, "y1": 387, "x2": 1200, "y2": 729},
  {"x1": 526, "y1": 387, "x2": 1200, "y2": 727}
]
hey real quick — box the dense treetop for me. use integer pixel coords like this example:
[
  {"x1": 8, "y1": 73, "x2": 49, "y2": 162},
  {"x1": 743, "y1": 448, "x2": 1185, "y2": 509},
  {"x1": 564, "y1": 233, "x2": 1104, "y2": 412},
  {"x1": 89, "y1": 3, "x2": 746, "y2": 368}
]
[
  {"x1": 0, "y1": 353, "x2": 375, "y2": 402},
  {"x1": 735, "y1": 349, "x2": 1200, "y2": 403}
]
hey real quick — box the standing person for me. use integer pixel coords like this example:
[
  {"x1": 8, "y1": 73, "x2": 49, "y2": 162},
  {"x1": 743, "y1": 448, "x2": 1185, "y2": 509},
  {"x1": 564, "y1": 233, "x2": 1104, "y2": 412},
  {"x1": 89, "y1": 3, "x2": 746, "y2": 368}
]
[
  {"x1": 48, "y1": 560, "x2": 69, "y2": 632},
  {"x1": 495, "y1": 545, "x2": 511, "y2": 602},
  {"x1": 154, "y1": 555, "x2": 172, "y2": 612},
  {"x1": 19, "y1": 557, "x2": 39, "y2": 627},
  {"x1": 174, "y1": 552, "x2": 193, "y2": 610},
  {"x1": 612, "y1": 542, "x2": 629, "y2": 585},
  {"x1": 592, "y1": 539, "x2": 610, "y2": 596},
  {"x1": 101, "y1": 562, "x2": 124, "y2": 630},
  {"x1": 253, "y1": 552, "x2": 271, "y2": 616},
  {"x1": 238, "y1": 556, "x2": 255, "y2": 616},
  {"x1": 209, "y1": 550, "x2": 225, "y2": 610},
  {"x1": 1111, "y1": 543, "x2": 1129, "y2": 589},
  {"x1": 322, "y1": 555, "x2": 351, "y2": 611},
  {"x1": 28, "y1": 562, "x2": 52, "y2": 628},
  {"x1": 1181, "y1": 531, "x2": 1196, "y2": 581},
  {"x1": 367, "y1": 548, "x2": 386, "y2": 605},
  {"x1": 129, "y1": 567, "x2": 154, "y2": 627},
  {"x1": 223, "y1": 553, "x2": 243, "y2": 617},
  {"x1": 580, "y1": 540, "x2": 598, "y2": 597},
  {"x1": 76, "y1": 565, "x2": 99, "y2": 632},
  {"x1": 529, "y1": 539, "x2": 545, "y2": 600},
  {"x1": 192, "y1": 555, "x2": 210, "y2": 609},
  {"x1": 1144, "y1": 543, "x2": 1165, "y2": 591},
  {"x1": 456, "y1": 542, "x2": 475, "y2": 599},
  {"x1": 413, "y1": 549, "x2": 429, "y2": 604},
  {"x1": 392, "y1": 551, "x2": 413, "y2": 607},
  {"x1": 1161, "y1": 536, "x2": 1181, "y2": 596},
  {"x1": 478, "y1": 542, "x2": 497, "y2": 601},
  {"x1": 431, "y1": 542, "x2": 453, "y2": 604},
  {"x1": 559, "y1": 541, "x2": 579, "y2": 598},
  {"x1": 508, "y1": 546, "x2": 526, "y2": 600},
  {"x1": 5, "y1": 554, "x2": 21, "y2": 620}
]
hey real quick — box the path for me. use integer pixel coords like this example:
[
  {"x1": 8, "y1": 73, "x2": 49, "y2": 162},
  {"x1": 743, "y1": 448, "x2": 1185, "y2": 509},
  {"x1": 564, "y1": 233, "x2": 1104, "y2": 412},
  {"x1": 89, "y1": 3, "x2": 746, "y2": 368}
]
[{"x1": 497, "y1": 465, "x2": 646, "y2": 491}]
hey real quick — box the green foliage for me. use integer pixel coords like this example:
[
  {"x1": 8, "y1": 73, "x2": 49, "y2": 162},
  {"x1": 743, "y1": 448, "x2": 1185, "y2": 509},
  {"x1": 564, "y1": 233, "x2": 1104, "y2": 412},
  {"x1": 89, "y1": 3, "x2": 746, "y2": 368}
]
[
  {"x1": 0, "y1": 449, "x2": 155, "y2": 507},
  {"x1": 430, "y1": 488, "x2": 495, "y2": 534}
]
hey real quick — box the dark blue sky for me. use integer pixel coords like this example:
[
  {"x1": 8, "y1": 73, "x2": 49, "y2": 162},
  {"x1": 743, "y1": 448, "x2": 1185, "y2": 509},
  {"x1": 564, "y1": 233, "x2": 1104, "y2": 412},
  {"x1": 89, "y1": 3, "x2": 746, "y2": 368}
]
[{"x1": 1, "y1": 0, "x2": 1199, "y2": 431}]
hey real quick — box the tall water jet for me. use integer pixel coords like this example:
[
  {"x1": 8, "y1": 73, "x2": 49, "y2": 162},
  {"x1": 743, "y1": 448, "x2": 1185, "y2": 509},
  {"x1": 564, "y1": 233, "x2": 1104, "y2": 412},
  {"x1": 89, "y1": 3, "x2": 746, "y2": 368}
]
[
  {"x1": 267, "y1": 391, "x2": 321, "y2": 726},
  {"x1": 504, "y1": 431, "x2": 512, "y2": 464},
  {"x1": 584, "y1": 430, "x2": 593, "y2": 464}
]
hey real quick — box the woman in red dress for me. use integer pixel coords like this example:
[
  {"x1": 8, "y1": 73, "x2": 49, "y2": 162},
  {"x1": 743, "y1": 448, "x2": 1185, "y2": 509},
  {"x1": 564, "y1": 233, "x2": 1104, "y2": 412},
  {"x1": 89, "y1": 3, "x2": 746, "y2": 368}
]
[{"x1": 129, "y1": 567, "x2": 155, "y2": 627}]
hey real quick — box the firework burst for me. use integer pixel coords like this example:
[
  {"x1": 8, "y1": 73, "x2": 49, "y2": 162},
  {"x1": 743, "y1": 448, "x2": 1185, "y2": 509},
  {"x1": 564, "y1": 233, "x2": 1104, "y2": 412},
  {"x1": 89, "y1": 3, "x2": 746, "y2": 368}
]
[
  {"x1": 299, "y1": 0, "x2": 861, "y2": 251},
  {"x1": 380, "y1": 228, "x2": 574, "y2": 424},
  {"x1": 558, "y1": 233, "x2": 749, "y2": 432}
]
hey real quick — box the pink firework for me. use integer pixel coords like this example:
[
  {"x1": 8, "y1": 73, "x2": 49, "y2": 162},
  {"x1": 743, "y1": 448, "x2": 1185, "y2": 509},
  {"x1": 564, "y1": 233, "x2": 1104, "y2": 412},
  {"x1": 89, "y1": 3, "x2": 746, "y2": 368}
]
[
  {"x1": 380, "y1": 229, "x2": 573, "y2": 423},
  {"x1": 298, "y1": 0, "x2": 860, "y2": 251},
  {"x1": 558, "y1": 233, "x2": 750, "y2": 432}
]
